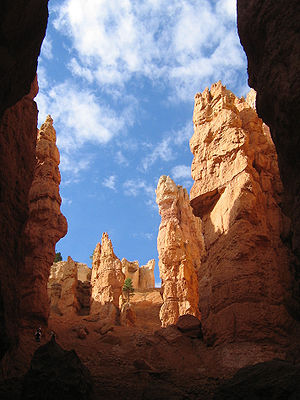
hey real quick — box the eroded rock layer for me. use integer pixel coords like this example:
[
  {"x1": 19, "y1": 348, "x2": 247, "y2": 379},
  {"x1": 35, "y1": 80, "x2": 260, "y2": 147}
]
[
  {"x1": 190, "y1": 82, "x2": 297, "y2": 347},
  {"x1": 21, "y1": 115, "x2": 67, "y2": 324},
  {"x1": 90, "y1": 233, "x2": 125, "y2": 323},
  {"x1": 156, "y1": 175, "x2": 204, "y2": 327},
  {"x1": 0, "y1": 79, "x2": 39, "y2": 358},
  {"x1": 237, "y1": 0, "x2": 300, "y2": 316},
  {"x1": 121, "y1": 258, "x2": 155, "y2": 290}
]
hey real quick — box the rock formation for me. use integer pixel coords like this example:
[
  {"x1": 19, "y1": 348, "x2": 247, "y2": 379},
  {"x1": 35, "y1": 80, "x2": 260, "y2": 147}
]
[
  {"x1": 156, "y1": 175, "x2": 204, "y2": 327},
  {"x1": 122, "y1": 258, "x2": 155, "y2": 290},
  {"x1": 139, "y1": 259, "x2": 155, "y2": 290},
  {"x1": 20, "y1": 115, "x2": 67, "y2": 324},
  {"x1": 0, "y1": 78, "x2": 39, "y2": 358},
  {"x1": 90, "y1": 233, "x2": 125, "y2": 324},
  {"x1": 121, "y1": 259, "x2": 139, "y2": 289},
  {"x1": 48, "y1": 259, "x2": 91, "y2": 316},
  {"x1": 190, "y1": 81, "x2": 296, "y2": 348},
  {"x1": 237, "y1": 0, "x2": 300, "y2": 317}
]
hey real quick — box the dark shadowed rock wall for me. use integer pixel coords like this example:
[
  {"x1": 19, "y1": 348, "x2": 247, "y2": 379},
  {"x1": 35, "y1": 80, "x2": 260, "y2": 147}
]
[
  {"x1": 237, "y1": 0, "x2": 300, "y2": 307},
  {"x1": 0, "y1": 1, "x2": 49, "y2": 359}
]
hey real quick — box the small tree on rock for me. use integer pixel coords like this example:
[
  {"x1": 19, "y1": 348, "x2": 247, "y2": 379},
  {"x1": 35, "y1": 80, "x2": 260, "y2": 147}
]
[
  {"x1": 54, "y1": 252, "x2": 62, "y2": 263},
  {"x1": 122, "y1": 278, "x2": 134, "y2": 303}
]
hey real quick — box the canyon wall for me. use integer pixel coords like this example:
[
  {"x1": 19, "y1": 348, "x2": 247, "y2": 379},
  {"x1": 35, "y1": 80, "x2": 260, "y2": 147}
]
[
  {"x1": 20, "y1": 115, "x2": 67, "y2": 324},
  {"x1": 90, "y1": 233, "x2": 125, "y2": 323},
  {"x1": 190, "y1": 81, "x2": 297, "y2": 347},
  {"x1": 156, "y1": 175, "x2": 204, "y2": 327},
  {"x1": 0, "y1": 1, "x2": 49, "y2": 359},
  {"x1": 237, "y1": 1, "x2": 300, "y2": 305}
]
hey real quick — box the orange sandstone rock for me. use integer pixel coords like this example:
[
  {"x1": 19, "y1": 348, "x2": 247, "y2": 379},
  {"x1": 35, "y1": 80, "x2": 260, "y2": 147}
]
[
  {"x1": 121, "y1": 258, "x2": 139, "y2": 289},
  {"x1": 139, "y1": 259, "x2": 155, "y2": 289},
  {"x1": 190, "y1": 82, "x2": 295, "y2": 347},
  {"x1": 21, "y1": 115, "x2": 67, "y2": 324},
  {"x1": 90, "y1": 233, "x2": 125, "y2": 324},
  {"x1": 156, "y1": 175, "x2": 204, "y2": 327}
]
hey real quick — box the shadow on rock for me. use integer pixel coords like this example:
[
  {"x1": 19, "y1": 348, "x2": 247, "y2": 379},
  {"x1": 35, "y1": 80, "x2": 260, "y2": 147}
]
[{"x1": 22, "y1": 337, "x2": 94, "y2": 400}]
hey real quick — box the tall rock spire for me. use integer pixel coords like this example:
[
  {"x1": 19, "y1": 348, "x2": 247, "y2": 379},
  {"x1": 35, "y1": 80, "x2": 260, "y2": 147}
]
[
  {"x1": 156, "y1": 175, "x2": 204, "y2": 327},
  {"x1": 21, "y1": 115, "x2": 67, "y2": 323},
  {"x1": 90, "y1": 233, "x2": 125, "y2": 324}
]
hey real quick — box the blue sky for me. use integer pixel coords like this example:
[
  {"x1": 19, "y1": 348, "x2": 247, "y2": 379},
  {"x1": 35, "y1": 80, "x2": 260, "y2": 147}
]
[{"x1": 36, "y1": 0, "x2": 248, "y2": 285}]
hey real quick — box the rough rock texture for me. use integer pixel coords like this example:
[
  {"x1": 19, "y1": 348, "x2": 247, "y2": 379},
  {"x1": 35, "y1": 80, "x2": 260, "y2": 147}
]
[
  {"x1": 48, "y1": 257, "x2": 79, "y2": 316},
  {"x1": 122, "y1": 258, "x2": 155, "y2": 290},
  {"x1": 48, "y1": 259, "x2": 91, "y2": 317},
  {"x1": 20, "y1": 115, "x2": 67, "y2": 324},
  {"x1": 214, "y1": 360, "x2": 300, "y2": 400},
  {"x1": 139, "y1": 259, "x2": 155, "y2": 289},
  {"x1": 237, "y1": 1, "x2": 300, "y2": 303},
  {"x1": 22, "y1": 338, "x2": 94, "y2": 400},
  {"x1": 121, "y1": 258, "x2": 139, "y2": 289},
  {"x1": 156, "y1": 175, "x2": 204, "y2": 327},
  {"x1": 120, "y1": 303, "x2": 136, "y2": 327},
  {"x1": 90, "y1": 233, "x2": 125, "y2": 323},
  {"x1": 0, "y1": 79, "x2": 39, "y2": 359},
  {"x1": 190, "y1": 82, "x2": 297, "y2": 348}
]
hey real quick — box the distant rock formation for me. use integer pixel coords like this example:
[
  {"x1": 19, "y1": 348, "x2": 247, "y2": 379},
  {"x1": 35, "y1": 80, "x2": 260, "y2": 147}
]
[
  {"x1": 90, "y1": 233, "x2": 125, "y2": 324},
  {"x1": 20, "y1": 115, "x2": 67, "y2": 324},
  {"x1": 122, "y1": 258, "x2": 155, "y2": 290},
  {"x1": 156, "y1": 175, "x2": 204, "y2": 327},
  {"x1": 139, "y1": 259, "x2": 155, "y2": 290},
  {"x1": 190, "y1": 82, "x2": 296, "y2": 348},
  {"x1": 48, "y1": 257, "x2": 91, "y2": 316}
]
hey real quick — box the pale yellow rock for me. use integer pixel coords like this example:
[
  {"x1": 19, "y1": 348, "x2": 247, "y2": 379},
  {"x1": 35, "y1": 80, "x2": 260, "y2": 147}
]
[
  {"x1": 121, "y1": 258, "x2": 139, "y2": 289},
  {"x1": 90, "y1": 233, "x2": 125, "y2": 324},
  {"x1": 139, "y1": 259, "x2": 155, "y2": 289},
  {"x1": 48, "y1": 256, "x2": 79, "y2": 315},
  {"x1": 156, "y1": 175, "x2": 204, "y2": 327}
]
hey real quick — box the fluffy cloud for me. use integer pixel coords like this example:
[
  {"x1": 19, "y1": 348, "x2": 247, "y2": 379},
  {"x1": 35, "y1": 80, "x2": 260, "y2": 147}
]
[
  {"x1": 102, "y1": 175, "x2": 117, "y2": 191},
  {"x1": 142, "y1": 137, "x2": 174, "y2": 171},
  {"x1": 171, "y1": 164, "x2": 191, "y2": 180},
  {"x1": 53, "y1": 0, "x2": 247, "y2": 100},
  {"x1": 36, "y1": 81, "x2": 131, "y2": 151}
]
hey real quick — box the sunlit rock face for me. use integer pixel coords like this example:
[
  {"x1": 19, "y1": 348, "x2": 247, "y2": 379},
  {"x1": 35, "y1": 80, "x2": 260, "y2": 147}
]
[
  {"x1": 0, "y1": 79, "x2": 39, "y2": 358},
  {"x1": 20, "y1": 115, "x2": 67, "y2": 324},
  {"x1": 139, "y1": 259, "x2": 155, "y2": 290},
  {"x1": 90, "y1": 233, "x2": 125, "y2": 324},
  {"x1": 237, "y1": 0, "x2": 300, "y2": 314},
  {"x1": 121, "y1": 258, "x2": 155, "y2": 290},
  {"x1": 156, "y1": 175, "x2": 204, "y2": 327},
  {"x1": 190, "y1": 81, "x2": 297, "y2": 347}
]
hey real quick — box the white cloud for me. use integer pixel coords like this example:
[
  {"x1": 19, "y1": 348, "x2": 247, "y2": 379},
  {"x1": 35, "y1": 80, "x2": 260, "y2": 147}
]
[
  {"x1": 171, "y1": 165, "x2": 191, "y2": 180},
  {"x1": 115, "y1": 151, "x2": 129, "y2": 166},
  {"x1": 142, "y1": 137, "x2": 174, "y2": 171},
  {"x1": 53, "y1": 0, "x2": 247, "y2": 100},
  {"x1": 40, "y1": 37, "x2": 53, "y2": 59},
  {"x1": 36, "y1": 80, "x2": 131, "y2": 151},
  {"x1": 103, "y1": 175, "x2": 117, "y2": 191}
]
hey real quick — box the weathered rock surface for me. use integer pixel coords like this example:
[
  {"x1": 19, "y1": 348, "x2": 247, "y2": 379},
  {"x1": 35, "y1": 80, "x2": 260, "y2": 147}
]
[
  {"x1": 121, "y1": 258, "x2": 139, "y2": 289},
  {"x1": 21, "y1": 115, "x2": 67, "y2": 324},
  {"x1": 48, "y1": 257, "x2": 79, "y2": 316},
  {"x1": 0, "y1": 79, "x2": 39, "y2": 359},
  {"x1": 237, "y1": 1, "x2": 300, "y2": 304},
  {"x1": 139, "y1": 259, "x2": 155, "y2": 289},
  {"x1": 190, "y1": 82, "x2": 297, "y2": 349},
  {"x1": 90, "y1": 233, "x2": 125, "y2": 323},
  {"x1": 122, "y1": 258, "x2": 155, "y2": 290},
  {"x1": 48, "y1": 259, "x2": 91, "y2": 316},
  {"x1": 213, "y1": 360, "x2": 300, "y2": 400},
  {"x1": 22, "y1": 338, "x2": 94, "y2": 400},
  {"x1": 156, "y1": 175, "x2": 204, "y2": 327}
]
